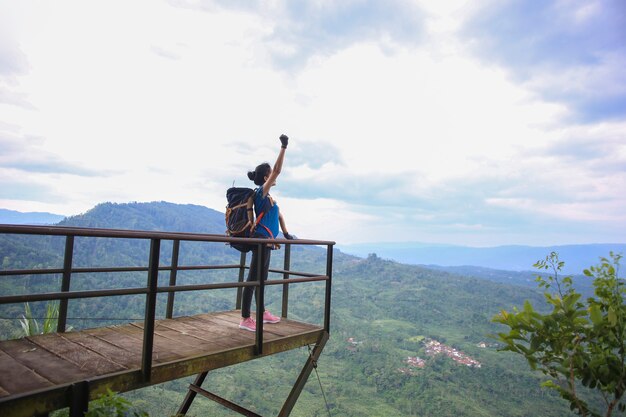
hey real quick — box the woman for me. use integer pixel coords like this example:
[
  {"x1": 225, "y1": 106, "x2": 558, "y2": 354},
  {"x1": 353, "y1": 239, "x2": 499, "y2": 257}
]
[{"x1": 239, "y1": 134, "x2": 294, "y2": 332}]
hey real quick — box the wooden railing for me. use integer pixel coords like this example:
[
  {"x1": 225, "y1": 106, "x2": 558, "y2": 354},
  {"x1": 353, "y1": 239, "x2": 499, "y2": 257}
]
[{"x1": 0, "y1": 224, "x2": 334, "y2": 382}]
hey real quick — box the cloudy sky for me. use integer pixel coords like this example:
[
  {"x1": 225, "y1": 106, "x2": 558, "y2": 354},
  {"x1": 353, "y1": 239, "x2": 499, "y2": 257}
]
[{"x1": 1, "y1": 0, "x2": 625, "y2": 246}]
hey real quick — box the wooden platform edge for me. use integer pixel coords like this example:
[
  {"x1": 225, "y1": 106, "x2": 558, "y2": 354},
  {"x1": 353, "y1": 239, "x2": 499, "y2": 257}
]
[{"x1": 0, "y1": 328, "x2": 326, "y2": 417}]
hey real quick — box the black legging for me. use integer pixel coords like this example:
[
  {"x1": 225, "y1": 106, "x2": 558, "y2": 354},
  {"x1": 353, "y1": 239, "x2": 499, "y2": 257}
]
[{"x1": 241, "y1": 243, "x2": 272, "y2": 318}]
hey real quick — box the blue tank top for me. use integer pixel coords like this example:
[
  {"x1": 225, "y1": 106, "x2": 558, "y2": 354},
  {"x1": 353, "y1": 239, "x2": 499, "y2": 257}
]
[{"x1": 254, "y1": 187, "x2": 279, "y2": 238}]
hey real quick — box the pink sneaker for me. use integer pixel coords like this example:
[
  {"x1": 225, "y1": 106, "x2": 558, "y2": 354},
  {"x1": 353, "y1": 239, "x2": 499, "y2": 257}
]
[
  {"x1": 239, "y1": 317, "x2": 256, "y2": 332},
  {"x1": 263, "y1": 310, "x2": 281, "y2": 324}
]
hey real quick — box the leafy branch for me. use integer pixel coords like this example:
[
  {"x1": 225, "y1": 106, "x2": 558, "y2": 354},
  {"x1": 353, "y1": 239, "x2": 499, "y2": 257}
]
[{"x1": 494, "y1": 252, "x2": 626, "y2": 417}]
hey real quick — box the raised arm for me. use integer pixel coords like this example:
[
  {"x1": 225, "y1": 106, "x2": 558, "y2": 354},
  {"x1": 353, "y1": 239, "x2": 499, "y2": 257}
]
[{"x1": 262, "y1": 134, "x2": 288, "y2": 196}]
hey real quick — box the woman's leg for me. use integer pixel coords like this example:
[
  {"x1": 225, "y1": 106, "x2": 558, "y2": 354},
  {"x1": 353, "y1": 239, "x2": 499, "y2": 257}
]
[
  {"x1": 241, "y1": 245, "x2": 272, "y2": 318},
  {"x1": 241, "y1": 247, "x2": 258, "y2": 319}
]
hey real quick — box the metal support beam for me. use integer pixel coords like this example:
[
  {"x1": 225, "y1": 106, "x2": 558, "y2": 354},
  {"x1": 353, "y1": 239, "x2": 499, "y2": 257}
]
[
  {"x1": 176, "y1": 370, "x2": 264, "y2": 417},
  {"x1": 142, "y1": 238, "x2": 160, "y2": 382},
  {"x1": 236, "y1": 251, "x2": 247, "y2": 310},
  {"x1": 278, "y1": 331, "x2": 329, "y2": 417},
  {"x1": 324, "y1": 245, "x2": 334, "y2": 333},
  {"x1": 165, "y1": 239, "x2": 180, "y2": 319},
  {"x1": 176, "y1": 331, "x2": 329, "y2": 417},
  {"x1": 255, "y1": 243, "x2": 265, "y2": 355},
  {"x1": 189, "y1": 385, "x2": 263, "y2": 417},
  {"x1": 69, "y1": 381, "x2": 89, "y2": 417},
  {"x1": 281, "y1": 244, "x2": 291, "y2": 318},
  {"x1": 57, "y1": 235, "x2": 74, "y2": 333},
  {"x1": 176, "y1": 371, "x2": 208, "y2": 416}
]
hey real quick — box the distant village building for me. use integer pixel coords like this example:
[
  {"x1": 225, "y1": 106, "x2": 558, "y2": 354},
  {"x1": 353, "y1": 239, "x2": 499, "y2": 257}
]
[
  {"x1": 346, "y1": 337, "x2": 362, "y2": 352},
  {"x1": 405, "y1": 356, "x2": 426, "y2": 368},
  {"x1": 423, "y1": 338, "x2": 481, "y2": 368}
]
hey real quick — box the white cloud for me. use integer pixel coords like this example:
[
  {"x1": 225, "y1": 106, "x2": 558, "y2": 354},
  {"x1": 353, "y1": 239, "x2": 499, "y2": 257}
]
[
  {"x1": 1, "y1": 0, "x2": 624, "y2": 246},
  {"x1": 277, "y1": 196, "x2": 375, "y2": 244},
  {"x1": 486, "y1": 196, "x2": 626, "y2": 224},
  {"x1": 526, "y1": 51, "x2": 626, "y2": 101},
  {"x1": 292, "y1": 39, "x2": 565, "y2": 184}
]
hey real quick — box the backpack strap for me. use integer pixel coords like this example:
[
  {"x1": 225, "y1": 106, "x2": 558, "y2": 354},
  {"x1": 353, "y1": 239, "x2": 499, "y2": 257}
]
[
  {"x1": 246, "y1": 191, "x2": 254, "y2": 225},
  {"x1": 252, "y1": 188, "x2": 275, "y2": 239},
  {"x1": 257, "y1": 214, "x2": 274, "y2": 239}
]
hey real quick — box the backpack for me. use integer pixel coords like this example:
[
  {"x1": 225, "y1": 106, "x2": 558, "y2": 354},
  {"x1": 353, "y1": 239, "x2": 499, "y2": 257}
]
[{"x1": 225, "y1": 187, "x2": 269, "y2": 252}]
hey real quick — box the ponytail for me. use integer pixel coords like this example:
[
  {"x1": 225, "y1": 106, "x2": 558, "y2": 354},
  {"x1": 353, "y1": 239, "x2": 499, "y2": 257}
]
[{"x1": 248, "y1": 163, "x2": 271, "y2": 186}]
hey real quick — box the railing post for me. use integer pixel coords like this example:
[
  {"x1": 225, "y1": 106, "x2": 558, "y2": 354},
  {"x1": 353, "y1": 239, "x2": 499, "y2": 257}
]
[
  {"x1": 235, "y1": 251, "x2": 247, "y2": 310},
  {"x1": 165, "y1": 239, "x2": 180, "y2": 319},
  {"x1": 57, "y1": 235, "x2": 74, "y2": 333},
  {"x1": 254, "y1": 243, "x2": 264, "y2": 355},
  {"x1": 142, "y1": 238, "x2": 160, "y2": 382},
  {"x1": 281, "y1": 243, "x2": 291, "y2": 318},
  {"x1": 324, "y1": 244, "x2": 333, "y2": 332},
  {"x1": 69, "y1": 381, "x2": 89, "y2": 417}
]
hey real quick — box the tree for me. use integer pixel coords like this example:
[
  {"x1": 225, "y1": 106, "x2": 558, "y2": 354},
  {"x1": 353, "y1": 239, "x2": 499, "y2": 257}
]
[{"x1": 493, "y1": 251, "x2": 626, "y2": 417}]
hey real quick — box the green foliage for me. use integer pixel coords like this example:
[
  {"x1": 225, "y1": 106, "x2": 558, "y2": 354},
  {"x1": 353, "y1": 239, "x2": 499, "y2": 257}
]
[
  {"x1": 494, "y1": 252, "x2": 626, "y2": 417},
  {"x1": 19, "y1": 302, "x2": 40, "y2": 336},
  {"x1": 85, "y1": 389, "x2": 148, "y2": 417},
  {"x1": 52, "y1": 389, "x2": 149, "y2": 417},
  {"x1": 42, "y1": 301, "x2": 60, "y2": 334},
  {"x1": 18, "y1": 301, "x2": 72, "y2": 336}
]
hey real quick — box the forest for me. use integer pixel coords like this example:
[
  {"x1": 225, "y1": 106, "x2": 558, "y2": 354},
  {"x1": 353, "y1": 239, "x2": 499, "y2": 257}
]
[{"x1": 0, "y1": 201, "x2": 606, "y2": 416}]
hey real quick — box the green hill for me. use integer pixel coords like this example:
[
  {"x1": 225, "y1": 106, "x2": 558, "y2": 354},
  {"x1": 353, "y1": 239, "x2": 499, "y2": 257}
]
[
  {"x1": 59, "y1": 201, "x2": 225, "y2": 234},
  {"x1": 0, "y1": 201, "x2": 586, "y2": 416}
]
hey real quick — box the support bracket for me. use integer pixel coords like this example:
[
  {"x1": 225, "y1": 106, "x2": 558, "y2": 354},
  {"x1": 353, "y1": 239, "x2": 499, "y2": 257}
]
[{"x1": 176, "y1": 331, "x2": 330, "y2": 417}]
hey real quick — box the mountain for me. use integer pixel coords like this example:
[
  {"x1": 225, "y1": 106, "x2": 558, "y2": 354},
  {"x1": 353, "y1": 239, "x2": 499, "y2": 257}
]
[
  {"x1": 0, "y1": 201, "x2": 234, "y2": 274},
  {"x1": 337, "y1": 241, "x2": 626, "y2": 275},
  {"x1": 0, "y1": 208, "x2": 65, "y2": 225},
  {"x1": 59, "y1": 201, "x2": 225, "y2": 233},
  {"x1": 1, "y1": 201, "x2": 604, "y2": 416}
]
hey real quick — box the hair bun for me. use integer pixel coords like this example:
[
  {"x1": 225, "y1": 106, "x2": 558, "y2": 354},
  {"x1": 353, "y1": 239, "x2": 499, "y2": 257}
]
[{"x1": 247, "y1": 171, "x2": 255, "y2": 181}]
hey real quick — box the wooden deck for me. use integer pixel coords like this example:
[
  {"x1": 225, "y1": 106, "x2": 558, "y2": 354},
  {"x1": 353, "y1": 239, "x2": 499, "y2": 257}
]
[{"x1": 0, "y1": 310, "x2": 325, "y2": 417}]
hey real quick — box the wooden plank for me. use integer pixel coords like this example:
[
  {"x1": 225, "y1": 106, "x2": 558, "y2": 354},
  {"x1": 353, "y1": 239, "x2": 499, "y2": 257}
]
[
  {"x1": 0, "y1": 338, "x2": 92, "y2": 384},
  {"x1": 27, "y1": 333, "x2": 126, "y2": 376},
  {"x1": 60, "y1": 331, "x2": 140, "y2": 369},
  {"x1": 203, "y1": 313, "x2": 283, "y2": 341},
  {"x1": 210, "y1": 313, "x2": 325, "y2": 353},
  {"x1": 131, "y1": 320, "x2": 211, "y2": 347},
  {"x1": 0, "y1": 348, "x2": 53, "y2": 395},
  {"x1": 211, "y1": 310, "x2": 248, "y2": 322},
  {"x1": 274, "y1": 321, "x2": 324, "y2": 339},
  {"x1": 84, "y1": 325, "x2": 181, "y2": 364},
  {"x1": 205, "y1": 311, "x2": 316, "y2": 339},
  {"x1": 256, "y1": 314, "x2": 323, "y2": 331},
  {"x1": 112, "y1": 324, "x2": 202, "y2": 361},
  {"x1": 128, "y1": 322, "x2": 219, "y2": 357},
  {"x1": 183, "y1": 316, "x2": 254, "y2": 345},
  {"x1": 272, "y1": 319, "x2": 323, "y2": 335},
  {"x1": 145, "y1": 320, "x2": 234, "y2": 350},
  {"x1": 182, "y1": 314, "x2": 253, "y2": 342}
]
